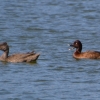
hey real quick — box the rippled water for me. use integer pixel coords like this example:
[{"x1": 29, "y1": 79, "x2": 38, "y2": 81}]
[{"x1": 0, "y1": 0, "x2": 100, "y2": 100}]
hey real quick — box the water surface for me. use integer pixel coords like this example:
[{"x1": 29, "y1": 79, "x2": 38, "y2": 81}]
[{"x1": 0, "y1": 0, "x2": 100, "y2": 100}]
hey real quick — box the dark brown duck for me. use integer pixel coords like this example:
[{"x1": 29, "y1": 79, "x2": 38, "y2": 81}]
[
  {"x1": 70, "y1": 40, "x2": 100, "y2": 59},
  {"x1": 0, "y1": 42, "x2": 40, "y2": 63}
]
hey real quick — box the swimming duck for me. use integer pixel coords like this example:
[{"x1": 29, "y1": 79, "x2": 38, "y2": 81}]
[
  {"x1": 70, "y1": 40, "x2": 100, "y2": 59},
  {"x1": 0, "y1": 42, "x2": 40, "y2": 63}
]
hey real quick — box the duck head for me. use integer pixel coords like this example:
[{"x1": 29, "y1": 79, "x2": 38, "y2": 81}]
[
  {"x1": 70, "y1": 40, "x2": 82, "y2": 53},
  {"x1": 0, "y1": 42, "x2": 9, "y2": 52}
]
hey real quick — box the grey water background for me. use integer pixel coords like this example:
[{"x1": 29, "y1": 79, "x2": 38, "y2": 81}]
[{"x1": 0, "y1": 0, "x2": 100, "y2": 100}]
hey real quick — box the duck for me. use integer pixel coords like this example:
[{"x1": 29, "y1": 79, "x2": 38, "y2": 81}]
[
  {"x1": 70, "y1": 40, "x2": 100, "y2": 59},
  {"x1": 0, "y1": 42, "x2": 40, "y2": 63}
]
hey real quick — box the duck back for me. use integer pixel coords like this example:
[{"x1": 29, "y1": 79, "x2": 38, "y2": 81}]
[{"x1": 73, "y1": 51, "x2": 100, "y2": 59}]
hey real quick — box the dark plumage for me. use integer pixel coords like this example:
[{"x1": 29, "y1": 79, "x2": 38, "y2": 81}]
[
  {"x1": 70, "y1": 40, "x2": 100, "y2": 59},
  {"x1": 0, "y1": 42, "x2": 40, "y2": 63}
]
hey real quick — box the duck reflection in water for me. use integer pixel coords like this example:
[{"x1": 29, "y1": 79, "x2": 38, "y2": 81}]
[
  {"x1": 0, "y1": 42, "x2": 40, "y2": 63},
  {"x1": 70, "y1": 40, "x2": 100, "y2": 59}
]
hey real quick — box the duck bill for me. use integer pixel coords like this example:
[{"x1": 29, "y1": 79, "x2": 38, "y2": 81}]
[
  {"x1": 70, "y1": 44, "x2": 74, "y2": 47},
  {"x1": 68, "y1": 44, "x2": 75, "y2": 50}
]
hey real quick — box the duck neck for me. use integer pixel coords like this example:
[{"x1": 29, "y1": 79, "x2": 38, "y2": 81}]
[
  {"x1": 1, "y1": 50, "x2": 9, "y2": 59},
  {"x1": 76, "y1": 47, "x2": 82, "y2": 53}
]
